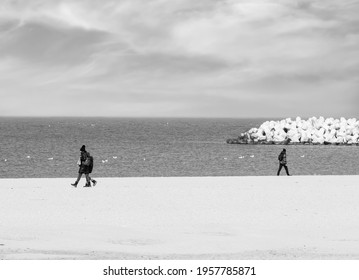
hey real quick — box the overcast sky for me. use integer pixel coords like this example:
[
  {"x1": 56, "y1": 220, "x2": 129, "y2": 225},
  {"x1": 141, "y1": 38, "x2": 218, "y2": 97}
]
[{"x1": 0, "y1": 0, "x2": 358, "y2": 118}]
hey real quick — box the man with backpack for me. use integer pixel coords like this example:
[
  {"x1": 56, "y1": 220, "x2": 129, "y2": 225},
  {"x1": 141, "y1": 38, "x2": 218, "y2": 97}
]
[
  {"x1": 71, "y1": 145, "x2": 97, "y2": 187},
  {"x1": 277, "y1": 148, "x2": 290, "y2": 176},
  {"x1": 85, "y1": 152, "x2": 97, "y2": 187}
]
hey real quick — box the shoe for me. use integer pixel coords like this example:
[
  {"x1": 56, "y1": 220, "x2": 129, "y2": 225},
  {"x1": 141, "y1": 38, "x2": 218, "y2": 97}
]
[
  {"x1": 92, "y1": 180, "x2": 97, "y2": 186},
  {"x1": 71, "y1": 183, "x2": 77, "y2": 187},
  {"x1": 83, "y1": 183, "x2": 91, "y2": 187}
]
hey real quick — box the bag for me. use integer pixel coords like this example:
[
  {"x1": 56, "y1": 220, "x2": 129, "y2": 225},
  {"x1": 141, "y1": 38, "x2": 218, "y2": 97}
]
[
  {"x1": 278, "y1": 153, "x2": 284, "y2": 161},
  {"x1": 83, "y1": 154, "x2": 94, "y2": 173},
  {"x1": 88, "y1": 156, "x2": 94, "y2": 173},
  {"x1": 84, "y1": 155, "x2": 92, "y2": 166}
]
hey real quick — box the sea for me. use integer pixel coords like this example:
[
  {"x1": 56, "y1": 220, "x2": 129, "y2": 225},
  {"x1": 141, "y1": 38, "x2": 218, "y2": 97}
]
[{"x1": 1, "y1": 117, "x2": 359, "y2": 178}]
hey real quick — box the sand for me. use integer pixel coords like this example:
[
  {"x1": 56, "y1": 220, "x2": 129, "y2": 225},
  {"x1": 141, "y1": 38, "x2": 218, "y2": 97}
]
[{"x1": 1, "y1": 175, "x2": 359, "y2": 260}]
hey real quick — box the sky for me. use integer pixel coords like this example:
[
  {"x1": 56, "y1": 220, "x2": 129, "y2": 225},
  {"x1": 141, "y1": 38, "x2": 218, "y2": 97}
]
[{"x1": 0, "y1": 0, "x2": 358, "y2": 118}]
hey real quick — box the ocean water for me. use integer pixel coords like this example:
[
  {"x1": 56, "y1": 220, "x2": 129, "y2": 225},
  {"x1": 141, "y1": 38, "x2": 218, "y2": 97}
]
[{"x1": 0, "y1": 117, "x2": 359, "y2": 178}]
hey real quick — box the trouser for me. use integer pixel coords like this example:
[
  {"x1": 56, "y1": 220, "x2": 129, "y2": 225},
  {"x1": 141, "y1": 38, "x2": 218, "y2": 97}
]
[
  {"x1": 277, "y1": 163, "x2": 290, "y2": 176},
  {"x1": 75, "y1": 172, "x2": 91, "y2": 185}
]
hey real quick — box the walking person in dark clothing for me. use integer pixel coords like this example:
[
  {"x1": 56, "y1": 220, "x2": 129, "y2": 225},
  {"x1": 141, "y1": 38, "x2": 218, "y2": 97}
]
[
  {"x1": 85, "y1": 152, "x2": 97, "y2": 187},
  {"x1": 71, "y1": 145, "x2": 97, "y2": 187},
  {"x1": 277, "y1": 148, "x2": 290, "y2": 176}
]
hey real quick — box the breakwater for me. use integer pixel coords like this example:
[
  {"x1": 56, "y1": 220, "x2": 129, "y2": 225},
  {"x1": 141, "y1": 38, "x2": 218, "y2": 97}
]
[{"x1": 227, "y1": 117, "x2": 359, "y2": 145}]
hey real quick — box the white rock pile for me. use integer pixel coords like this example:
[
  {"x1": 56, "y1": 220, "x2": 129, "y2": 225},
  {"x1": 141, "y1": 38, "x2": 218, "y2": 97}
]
[{"x1": 227, "y1": 117, "x2": 359, "y2": 145}]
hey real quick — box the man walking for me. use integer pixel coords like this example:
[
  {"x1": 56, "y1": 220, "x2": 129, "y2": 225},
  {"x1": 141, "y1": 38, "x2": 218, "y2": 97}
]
[
  {"x1": 277, "y1": 148, "x2": 290, "y2": 176},
  {"x1": 85, "y1": 152, "x2": 97, "y2": 187}
]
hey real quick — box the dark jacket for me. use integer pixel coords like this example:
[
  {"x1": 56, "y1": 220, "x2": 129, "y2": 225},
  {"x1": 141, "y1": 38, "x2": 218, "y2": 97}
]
[
  {"x1": 78, "y1": 151, "x2": 90, "y2": 174},
  {"x1": 278, "y1": 151, "x2": 287, "y2": 165}
]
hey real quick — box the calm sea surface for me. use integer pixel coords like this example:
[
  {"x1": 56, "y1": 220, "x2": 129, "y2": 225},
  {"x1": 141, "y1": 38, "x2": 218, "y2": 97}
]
[{"x1": 0, "y1": 117, "x2": 359, "y2": 178}]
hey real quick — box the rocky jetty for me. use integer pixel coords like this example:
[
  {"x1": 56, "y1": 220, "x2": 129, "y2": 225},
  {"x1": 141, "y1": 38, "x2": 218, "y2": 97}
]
[{"x1": 227, "y1": 117, "x2": 359, "y2": 145}]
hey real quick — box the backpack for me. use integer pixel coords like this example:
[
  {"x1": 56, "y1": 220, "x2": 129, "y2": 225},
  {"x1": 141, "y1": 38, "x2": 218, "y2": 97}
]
[
  {"x1": 278, "y1": 152, "x2": 284, "y2": 161},
  {"x1": 84, "y1": 154, "x2": 93, "y2": 166},
  {"x1": 88, "y1": 155, "x2": 94, "y2": 173}
]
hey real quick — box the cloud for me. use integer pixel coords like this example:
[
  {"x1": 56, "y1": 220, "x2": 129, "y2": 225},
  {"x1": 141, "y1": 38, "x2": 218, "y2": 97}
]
[
  {"x1": 0, "y1": 20, "x2": 110, "y2": 66},
  {"x1": 0, "y1": 0, "x2": 358, "y2": 117}
]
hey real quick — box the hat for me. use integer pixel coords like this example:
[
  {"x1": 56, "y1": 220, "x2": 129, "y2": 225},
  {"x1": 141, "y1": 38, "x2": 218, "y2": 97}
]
[{"x1": 80, "y1": 145, "x2": 86, "y2": 152}]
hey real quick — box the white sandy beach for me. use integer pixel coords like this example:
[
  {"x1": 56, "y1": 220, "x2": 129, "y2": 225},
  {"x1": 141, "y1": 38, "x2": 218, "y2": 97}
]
[{"x1": 0, "y1": 176, "x2": 359, "y2": 260}]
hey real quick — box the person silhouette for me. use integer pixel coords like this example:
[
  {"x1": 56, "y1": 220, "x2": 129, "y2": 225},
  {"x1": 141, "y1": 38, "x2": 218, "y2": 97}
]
[
  {"x1": 277, "y1": 148, "x2": 290, "y2": 176},
  {"x1": 71, "y1": 145, "x2": 95, "y2": 187},
  {"x1": 85, "y1": 152, "x2": 97, "y2": 187}
]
